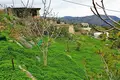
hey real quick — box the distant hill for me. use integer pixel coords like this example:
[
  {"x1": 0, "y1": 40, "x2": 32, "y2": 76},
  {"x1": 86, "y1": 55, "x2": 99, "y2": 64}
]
[{"x1": 61, "y1": 15, "x2": 120, "y2": 26}]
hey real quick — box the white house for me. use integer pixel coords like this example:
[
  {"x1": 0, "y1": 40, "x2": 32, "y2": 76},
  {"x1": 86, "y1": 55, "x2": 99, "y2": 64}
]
[
  {"x1": 93, "y1": 32, "x2": 109, "y2": 39},
  {"x1": 81, "y1": 23, "x2": 89, "y2": 27},
  {"x1": 80, "y1": 23, "x2": 91, "y2": 35}
]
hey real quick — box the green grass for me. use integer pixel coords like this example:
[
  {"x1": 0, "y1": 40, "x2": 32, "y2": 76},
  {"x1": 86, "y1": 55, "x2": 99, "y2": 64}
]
[{"x1": 0, "y1": 35, "x2": 119, "y2": 80}]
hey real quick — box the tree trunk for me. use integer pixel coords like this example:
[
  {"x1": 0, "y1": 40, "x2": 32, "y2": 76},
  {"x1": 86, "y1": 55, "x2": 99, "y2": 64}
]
[
  {"x1": 11, "y1": 57, "x2": 15, "y2": 70},
  {"x1": 43, "y1": 49, "x2": 48, "y2": 66}
]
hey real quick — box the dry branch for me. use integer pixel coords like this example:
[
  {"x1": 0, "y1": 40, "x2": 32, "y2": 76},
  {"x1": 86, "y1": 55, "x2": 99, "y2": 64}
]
[{"x1": 91, "y1": 0, "x2": 120, "y2": 32}]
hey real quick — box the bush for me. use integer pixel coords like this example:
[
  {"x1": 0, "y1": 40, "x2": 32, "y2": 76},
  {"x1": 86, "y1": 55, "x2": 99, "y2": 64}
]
[
  {"x1": 75, "y1": 40, "x2": 81, "y2": 51},
  {"x1": 0, "y1": 35, "x2": 7, "y2": 41},
  {"x1": 111, "y1": 38, "x2": 120, "y2": 49}
]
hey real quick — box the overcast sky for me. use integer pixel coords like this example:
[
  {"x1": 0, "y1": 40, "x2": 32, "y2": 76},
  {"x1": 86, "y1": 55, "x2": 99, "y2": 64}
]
[{"x1": 0, "y1": 0, "x2": 120, "y2": 17}]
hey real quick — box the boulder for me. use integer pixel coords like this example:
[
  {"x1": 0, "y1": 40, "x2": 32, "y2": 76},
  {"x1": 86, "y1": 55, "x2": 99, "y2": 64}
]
[{"x1": 17, "y1": 37, "x2": 32, "y2": 48}]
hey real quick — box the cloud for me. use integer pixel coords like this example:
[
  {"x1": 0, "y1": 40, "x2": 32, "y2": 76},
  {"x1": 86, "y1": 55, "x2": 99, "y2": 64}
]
[{"x1": 0, "y1": 0, "x2": 120, "y2": 17}]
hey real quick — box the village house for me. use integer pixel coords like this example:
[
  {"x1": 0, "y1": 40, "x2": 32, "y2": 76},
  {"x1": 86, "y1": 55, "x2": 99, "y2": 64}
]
[
  {"x1": 5, "y1": 7, "x2": 41, "y2": 18},
  {"x1": 81, "y1": 23, "x2": 89, "y2": 27},
  {"x1": 80, "y1": 23, "x2": 91, "y2": 35}
]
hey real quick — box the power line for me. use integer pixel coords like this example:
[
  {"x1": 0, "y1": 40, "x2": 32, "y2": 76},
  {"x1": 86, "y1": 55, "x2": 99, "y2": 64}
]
[
  {"x1": 63, "y1": 0, "x2": 92, "y2": 7},
  {"x1": 62, "y1": 0, "x2": 120, "y2": 13}
]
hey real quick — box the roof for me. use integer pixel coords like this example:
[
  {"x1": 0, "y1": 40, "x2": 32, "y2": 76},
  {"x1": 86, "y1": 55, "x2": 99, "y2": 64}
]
[{"x1": 7, "y1": 7, "x2": 41, "y2": 10}]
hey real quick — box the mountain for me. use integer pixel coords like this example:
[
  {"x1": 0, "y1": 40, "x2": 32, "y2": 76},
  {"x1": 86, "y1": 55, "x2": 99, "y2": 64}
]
[{"x1": 61, "y1": 15, "x2": 120, "y2": 26}]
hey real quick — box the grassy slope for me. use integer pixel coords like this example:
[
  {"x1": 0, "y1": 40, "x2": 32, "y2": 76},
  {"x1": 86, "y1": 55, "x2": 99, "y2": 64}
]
[
  {"x1": 0, "y1": 35, "x2": 117, "y2": 80},
  {"x1": 54, "y1": 36, "x2": 105, "y2": 79}
]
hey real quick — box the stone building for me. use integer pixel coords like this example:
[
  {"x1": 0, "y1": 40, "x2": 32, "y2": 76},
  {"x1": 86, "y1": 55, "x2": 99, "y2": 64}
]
[{"x1": 5, "y1": 7, "x2": 41, "y2": 18}]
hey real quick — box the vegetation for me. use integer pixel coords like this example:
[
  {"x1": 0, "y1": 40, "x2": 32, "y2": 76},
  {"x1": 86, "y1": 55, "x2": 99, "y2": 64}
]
[
  {"x1": 0, "y1": 1, "x2": 120, "y2": 79},
  {"x1": 1, "y1": 29, "x2": 120, "y2": 79}
]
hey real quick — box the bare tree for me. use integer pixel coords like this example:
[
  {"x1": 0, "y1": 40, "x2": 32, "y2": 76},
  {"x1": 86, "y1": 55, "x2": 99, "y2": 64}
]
[
  {"x1": 91, "y1": 1, "x2": 120, "y2": 80},
  {"x1": 10, "y1": 0, "x2": 62, "y2": 66},
  {"x1": 91, "y1": 0, "x2": 120, "y2": 32},
  {"x1": 38, "y1": 0, "x2": 63, "y2": 66}
]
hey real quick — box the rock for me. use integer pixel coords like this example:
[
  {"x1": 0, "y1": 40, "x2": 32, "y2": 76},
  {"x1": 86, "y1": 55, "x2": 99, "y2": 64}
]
[
  {"x1": 29, "y1": 40, "x2": 35, "y2": 45},
  {"x1": 66, "y1": 54, "x2": 72, "y2": 59},
  {"x1": 14, "y1": 40, "x2": 24, "y2": 48},
  {"x1": 19, "y1": 65, "x2": 36, "y2": 80},
  {"x1": 8, "y1": 40, "x2": 14, "y2": 42},
  {"x1": 36, "y1": 56, "x2": 41, "y2": 62},
  {"x1": 17, "y1": 37, "x2": 32, "y2": 48}
]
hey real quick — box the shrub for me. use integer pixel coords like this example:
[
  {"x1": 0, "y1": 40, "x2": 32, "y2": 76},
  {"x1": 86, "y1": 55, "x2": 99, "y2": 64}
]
[
  {"x1": 75, "y1": 40, "x2": 81, "y2": 51},
  {"x1": 111, "y1": 38, "x2": 120, "y2": 49}
]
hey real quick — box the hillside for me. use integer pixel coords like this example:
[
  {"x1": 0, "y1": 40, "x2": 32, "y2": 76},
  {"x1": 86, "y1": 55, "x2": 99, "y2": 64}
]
[
  {"x1": 0, "y1": 35, "x2": 120, "y2": 80},
  {"x1": 61, "y1": 15, "x2": 120, "y2": 26},
  {"x1": 0, "y1": 13, "x2": 120, "y2": 80}
]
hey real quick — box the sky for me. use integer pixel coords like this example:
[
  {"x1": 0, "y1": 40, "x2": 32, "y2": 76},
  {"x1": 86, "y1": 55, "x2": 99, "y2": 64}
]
[{"x1": 0, "y1": 0, "x2": 120, "y2": 17}]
